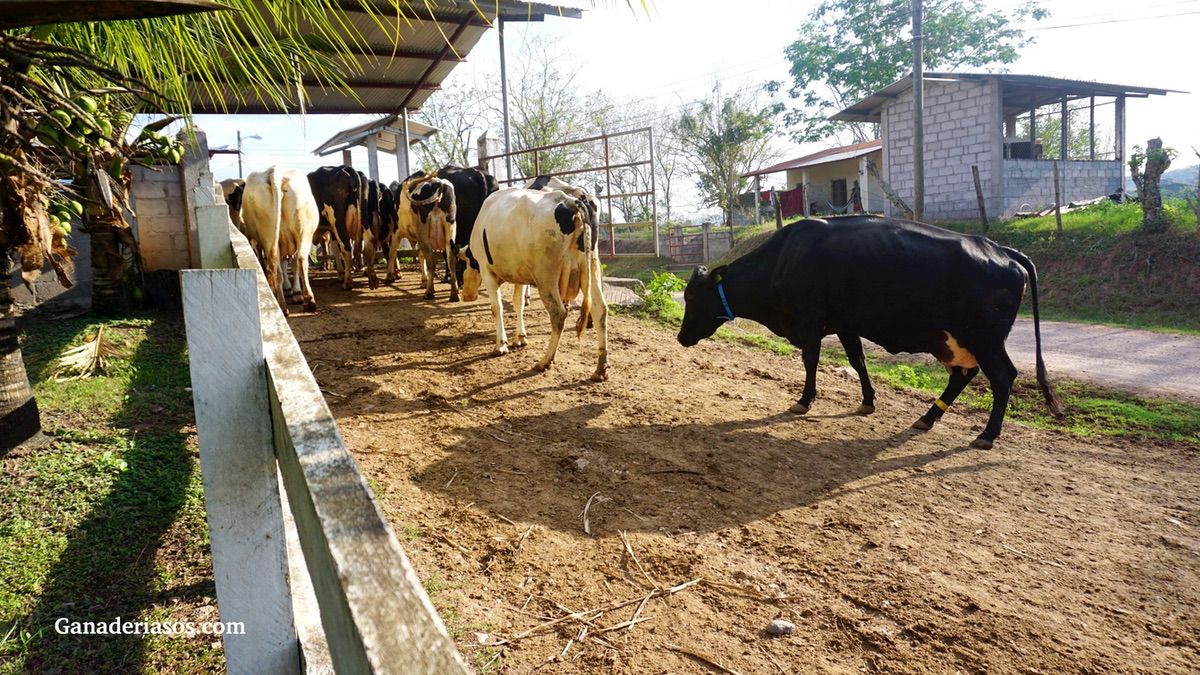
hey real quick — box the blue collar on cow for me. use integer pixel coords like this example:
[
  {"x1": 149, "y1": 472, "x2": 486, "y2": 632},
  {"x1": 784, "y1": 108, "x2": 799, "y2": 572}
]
[
  {"x1": 716, "y1": 281, "x2": 735, "y2": 322},
  {"x1": 482, "y1": 229, "x2": 495, "y2": 266}
]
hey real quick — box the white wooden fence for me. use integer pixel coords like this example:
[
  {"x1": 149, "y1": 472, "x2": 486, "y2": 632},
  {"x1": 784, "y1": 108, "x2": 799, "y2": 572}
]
[{"x1": 180, "y1": 171, "x2": 467, "y2": 673}]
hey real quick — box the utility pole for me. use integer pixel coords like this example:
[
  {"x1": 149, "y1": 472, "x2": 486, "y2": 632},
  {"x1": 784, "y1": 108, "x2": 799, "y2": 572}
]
[
  {"x1": 498, "y1": 17, "x2": 513, "y2": 183},
  {"x1": 911, "y1": 0, "x2": 925, "y2": 221},
  {"x1": 237, "y1": 131, "x2": 260, "y2": 179}
]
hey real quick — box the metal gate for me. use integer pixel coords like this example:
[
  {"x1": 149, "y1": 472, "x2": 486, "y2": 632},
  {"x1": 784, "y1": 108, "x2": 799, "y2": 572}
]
[{"x1": 480, "y1": 127, "x2": 659, "y2": 257}]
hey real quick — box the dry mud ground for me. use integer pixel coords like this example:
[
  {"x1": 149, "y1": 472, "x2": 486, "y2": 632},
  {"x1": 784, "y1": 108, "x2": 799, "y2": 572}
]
[{"x1": 289, "y1": 270, "x2": 1199, "y2": 674}]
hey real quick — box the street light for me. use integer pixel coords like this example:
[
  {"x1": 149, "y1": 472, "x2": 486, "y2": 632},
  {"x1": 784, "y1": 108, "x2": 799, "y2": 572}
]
[{"x1": 237, "y1": 131, "x2": 262, "y2": 178}]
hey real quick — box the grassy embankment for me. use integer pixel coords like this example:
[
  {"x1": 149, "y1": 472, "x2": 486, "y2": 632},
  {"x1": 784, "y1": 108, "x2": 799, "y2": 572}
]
[
  {"x1": 942, "y1": 199, "x2": 1200, "y2": 334},
  {"x1": 0, "y1": 315, "x2": 219, "y2": 674}
]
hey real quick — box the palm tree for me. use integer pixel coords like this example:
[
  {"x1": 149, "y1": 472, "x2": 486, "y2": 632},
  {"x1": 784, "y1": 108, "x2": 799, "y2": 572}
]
[{"x1": 1, "y1": 0, "x2": 430, "y2": 449}]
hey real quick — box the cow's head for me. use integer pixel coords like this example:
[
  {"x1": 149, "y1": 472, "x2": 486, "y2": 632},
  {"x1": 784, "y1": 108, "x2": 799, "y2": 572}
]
[
  {"x1": 677, "y1": 265, "x2": 730, "y2": 347},
  {"x1": 457, "y1": 245, "x2": 481, "y2": 301}
]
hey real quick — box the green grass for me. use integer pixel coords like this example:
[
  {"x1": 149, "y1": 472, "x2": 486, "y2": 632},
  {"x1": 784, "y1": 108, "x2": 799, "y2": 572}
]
[
  {"x1": 622, "y1": 294, "x2": 1200, "y2": 445},
  {"x1": 0, "y1": 314, "x2": 219, "y2": 674}
]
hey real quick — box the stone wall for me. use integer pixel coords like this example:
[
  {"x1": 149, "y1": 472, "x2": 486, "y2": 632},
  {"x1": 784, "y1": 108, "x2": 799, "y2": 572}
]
[
  {"x1": 1000, "y1": 160, "x2": 1122, "y2": 215},
  {"x1": 129, "y1": 164, "x2": 189, "y2": 271},
  {"x1": 8, "y1": 223, "x2": 92, "y2": 311},
  {"x1": 881, "y1": 79, "x2": 1002, "y2": 221}
]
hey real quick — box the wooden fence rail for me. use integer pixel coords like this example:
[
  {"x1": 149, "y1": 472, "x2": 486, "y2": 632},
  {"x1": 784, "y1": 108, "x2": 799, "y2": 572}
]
[{"x1": 182, "y1": 175, "x2": 467, "y2": 673}]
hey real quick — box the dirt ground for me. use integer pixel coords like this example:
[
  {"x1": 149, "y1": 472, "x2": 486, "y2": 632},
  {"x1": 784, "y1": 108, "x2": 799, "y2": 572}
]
[{"x1": 288, "y1": 269, "x2": 1199, "y2": 674}]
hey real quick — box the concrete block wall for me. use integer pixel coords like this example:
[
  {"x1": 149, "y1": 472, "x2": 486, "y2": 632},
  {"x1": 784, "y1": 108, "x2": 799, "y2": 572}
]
[
  {"x1": 129, "y1": 164, "x2": 189, "y2": 271},
  {"x1": 1000, "y1": 160, "x2": 1122, "y2": 216},
  {"x1": 882, "y1": 79, "x2": 1001, "y2": 221}
]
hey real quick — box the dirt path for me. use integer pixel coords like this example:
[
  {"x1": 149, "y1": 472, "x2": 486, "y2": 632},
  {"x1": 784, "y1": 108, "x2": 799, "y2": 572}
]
[{"x1": 292, "y1": 271, "x2": 1199, "y2": 673}]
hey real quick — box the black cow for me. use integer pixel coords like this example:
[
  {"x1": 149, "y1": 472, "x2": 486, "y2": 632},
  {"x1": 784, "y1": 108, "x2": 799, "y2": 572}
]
[
  {"x1": 307, "y1": 165, "x2": 367, "y2": 290},
  {"x1": 677, "y1": 216, "x2": 1063, "y2": 449},
  {"x1": 436, "y1": 165, "x2": 499, "y2": 284}
]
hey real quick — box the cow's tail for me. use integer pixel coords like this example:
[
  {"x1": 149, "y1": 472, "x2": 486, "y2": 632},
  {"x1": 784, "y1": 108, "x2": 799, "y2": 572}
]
[
  {"x1": 270, "y1": 166, "x2": 284, "y2": 251},
  {"x1": 576, "y1": 200, "x2": 593, "y2": 339},
  {"x1": 1004, "y1": 246, "x2": 1064, "y2": 417}
]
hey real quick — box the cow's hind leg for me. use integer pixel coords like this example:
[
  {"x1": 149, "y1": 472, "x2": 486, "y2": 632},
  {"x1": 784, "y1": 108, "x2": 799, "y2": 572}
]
[
  {"x1": 421, "y1": 246, "x2": 436, "y2": 299},
  {"x1": 384, "y1": 234, "x2": 401, "y2": 284},
  {"x1": 535, "y1": 284, "x2": 568, "y2": 372},
  {"x1": 838, "y1": 333, "x2": 875, "y2": 414},
  {"x1": 588, "y1": 255, "x2": 608, "y2": 382},
  {"x1": 485, "y1": 271, "x2": 509, "y2": 355},
  {"x1": 363, "y1": 232, "x2": 379, "y2": 290},
  {"x1": 912, "y1": 366, "x2": 979, "y2": 431},
  {"x1": 444, "y1": 241, "x2": 460, "y2": 302},
  {"x1": 971, "y1": 349, "x2": 1017, "y2": 449},
  {"x1": 511, "y1": 284, "x2": 528, "y2": 348},
  {"x1": 789, "y1": 336, "x2": 822, "y2": 414}
]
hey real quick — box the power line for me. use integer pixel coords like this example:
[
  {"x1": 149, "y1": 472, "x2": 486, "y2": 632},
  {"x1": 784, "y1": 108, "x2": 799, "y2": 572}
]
[{"x1": 1024, "y1": 8, "x2": 1200, "y2": 30}]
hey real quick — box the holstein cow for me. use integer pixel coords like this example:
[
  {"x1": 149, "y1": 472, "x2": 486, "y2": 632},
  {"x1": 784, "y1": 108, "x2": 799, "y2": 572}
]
[
  {"x1": 677, "y1": 216, "x2": 1063, "y2": 449},
  {"x1": 367, "y1": 179, "x2": 397, "y2": 269},
  {"x1": 438, "y1": 165, "x2": 499, "y2": 285},
  {"x1": 307, "y1": 165, "x2": 370, "y2": 290},
  {"x1": 218, "y1": 178, "x2": 245, "y2": 232},
  {"x1": 240, "y1": 166, "x2": 319, "y2": 314},
  {"x1": 388, "y1": 171, "x2": 460, "y2": 300},
  {"x1": 459, "y1": 186, "x2": 608, "y2": 381}
]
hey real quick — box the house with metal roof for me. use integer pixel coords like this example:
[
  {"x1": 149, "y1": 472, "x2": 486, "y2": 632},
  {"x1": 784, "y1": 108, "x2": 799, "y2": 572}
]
[
  {"x1": 744, "y1": 139, "x2": 883, "y2": 219},
  {"x1": 831, "y1": 72, "x2": 1178, "y2": 221}
]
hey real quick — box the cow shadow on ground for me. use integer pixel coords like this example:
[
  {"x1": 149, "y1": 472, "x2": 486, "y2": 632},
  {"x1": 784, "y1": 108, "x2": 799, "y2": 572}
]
[{"x1": 413, "y1": 401, "x2": 1001, "y2": 537}]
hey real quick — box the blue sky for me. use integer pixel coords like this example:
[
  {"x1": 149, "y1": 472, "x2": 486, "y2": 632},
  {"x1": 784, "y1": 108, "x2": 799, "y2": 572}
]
[{"x1": 190, "y1": 0, "x2": 1198, "y2": 217}]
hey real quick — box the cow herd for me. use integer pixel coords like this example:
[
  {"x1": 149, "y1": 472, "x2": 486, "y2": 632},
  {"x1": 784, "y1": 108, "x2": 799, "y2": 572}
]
[
  {"x1": 218, "y1": 163, "x2": 1063, "y2": 447},
  {"x1": 218, "y1": 164, "x2": 609, "y2": 381}
]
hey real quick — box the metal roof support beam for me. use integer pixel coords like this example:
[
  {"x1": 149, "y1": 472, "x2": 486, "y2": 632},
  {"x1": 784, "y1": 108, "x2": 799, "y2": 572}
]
[
  {"x1": 399, "y1": 109, "x2": 411, "y2": 181},
  {"x1": 366, "y1": 135, "x2": 380, "y2": 182},
  {"x1": 400, "y1": 14, "x2": 474, "y2": 111},
  {"x1": 308, "y1": 44, "x2": 466, "y2": 62},
  {"x1": 499, "y1": 16, "x2": 513, "y2": 182}
]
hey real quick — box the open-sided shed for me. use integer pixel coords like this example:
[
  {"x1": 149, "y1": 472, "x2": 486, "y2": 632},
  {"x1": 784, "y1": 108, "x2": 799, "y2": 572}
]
[{"x1": 833, "y1": 72, "x2": 1180, "y2": 220}]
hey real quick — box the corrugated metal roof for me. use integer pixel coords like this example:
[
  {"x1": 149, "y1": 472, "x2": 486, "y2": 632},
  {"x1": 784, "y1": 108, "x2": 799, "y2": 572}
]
[
  {"x1": 831, "y1": 72, "x2": 1182, "y2": 123},
  {"x1": 190, "y1": 0, "x2": 582, "y2": 115},
  {"x1": 312, "y1": 115, "x2": 439, "y2": 156},
  {"x1": 744, "y1": 140, "x2": 881, "y2": 178}
]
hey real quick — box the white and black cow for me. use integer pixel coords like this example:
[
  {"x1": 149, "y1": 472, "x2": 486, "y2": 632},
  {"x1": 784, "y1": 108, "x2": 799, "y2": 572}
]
[
  {"x1": 307, "y1": 165, "x2": 370, "y2": 290},
  {"x1": 459, "y1": 186, "x2": 608, "y2": 381},
  {"x1": 240, "y1": 166, "x2": 319, "y2": 314},
  {"x1": 387, "y1": 171, "x2": 459, "y2": 301}
]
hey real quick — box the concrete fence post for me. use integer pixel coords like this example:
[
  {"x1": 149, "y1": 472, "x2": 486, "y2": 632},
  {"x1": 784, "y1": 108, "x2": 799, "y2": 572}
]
[{"x1": 181, "y1": 268, "x2": 300, "y2": 675}]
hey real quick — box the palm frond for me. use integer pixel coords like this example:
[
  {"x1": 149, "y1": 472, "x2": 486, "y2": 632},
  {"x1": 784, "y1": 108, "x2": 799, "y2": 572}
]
[{"x1": 52, "y1": 326, "x2": 122, "y2": 381}]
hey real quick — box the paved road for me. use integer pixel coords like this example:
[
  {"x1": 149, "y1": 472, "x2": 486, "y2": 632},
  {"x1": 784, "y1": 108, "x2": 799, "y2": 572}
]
[{"x1": 1004, "y1": 318, "x2": 1200, "y2": 403}]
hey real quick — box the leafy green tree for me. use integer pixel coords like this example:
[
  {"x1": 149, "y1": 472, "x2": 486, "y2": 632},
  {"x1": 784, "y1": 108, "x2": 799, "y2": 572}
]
[
  {"x1": 417, "y1": 77, "x2": 493, "y2": 170},
  {"x1": 676, "y1": 85, "x2": 781, "y2": 235},
  {"x1": 1, "y1": 1, "x2": 414, "y2": 449},
  {"x1": 780, "y1": 0, "x2": 1047, "y2": 143}
]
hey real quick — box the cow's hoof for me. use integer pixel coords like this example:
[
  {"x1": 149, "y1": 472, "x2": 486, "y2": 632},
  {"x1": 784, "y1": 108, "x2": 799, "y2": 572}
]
[
  {"x1": 969, "y1": 436, "x2": 994, "y2": 450},
  {"x1": 512, "y1": 336, "x2": 527, "y2": 348},
  {"x1": 911, "y1": 418, "x2": 933, "y2": 431},
  {"x1": 424, "y1": 292, "x2": 435, "y2": 300},
  {"x1": 590, "y1": 369, "x2": 608, "y2": 382},
  {"x1": 368, "y1": 279, "x2": 379, "y2": 290},
  {"x1": 856, "y1": 404, "x2": 876, "y2": 415},
  {"x1": 492, "y1": 344, "x2": 509, "y2": 357},
  {"x1": 788, "y1": 402, "x2": 810, "y2": 415},
  {"x1": 534, "y1": 362, "x2": 552, "y2": 372},
  {"x1": 304, "y1": 301, "x2": 317, "y2": 313},
  {"x1": 450, "y1": 295, "x2": 460, "y2": 303}
]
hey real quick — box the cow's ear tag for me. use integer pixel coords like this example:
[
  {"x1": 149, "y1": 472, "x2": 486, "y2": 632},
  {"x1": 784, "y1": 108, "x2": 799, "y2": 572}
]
[{"x1": 713, "y1": 273, "x2": 723, "y2": 284}]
